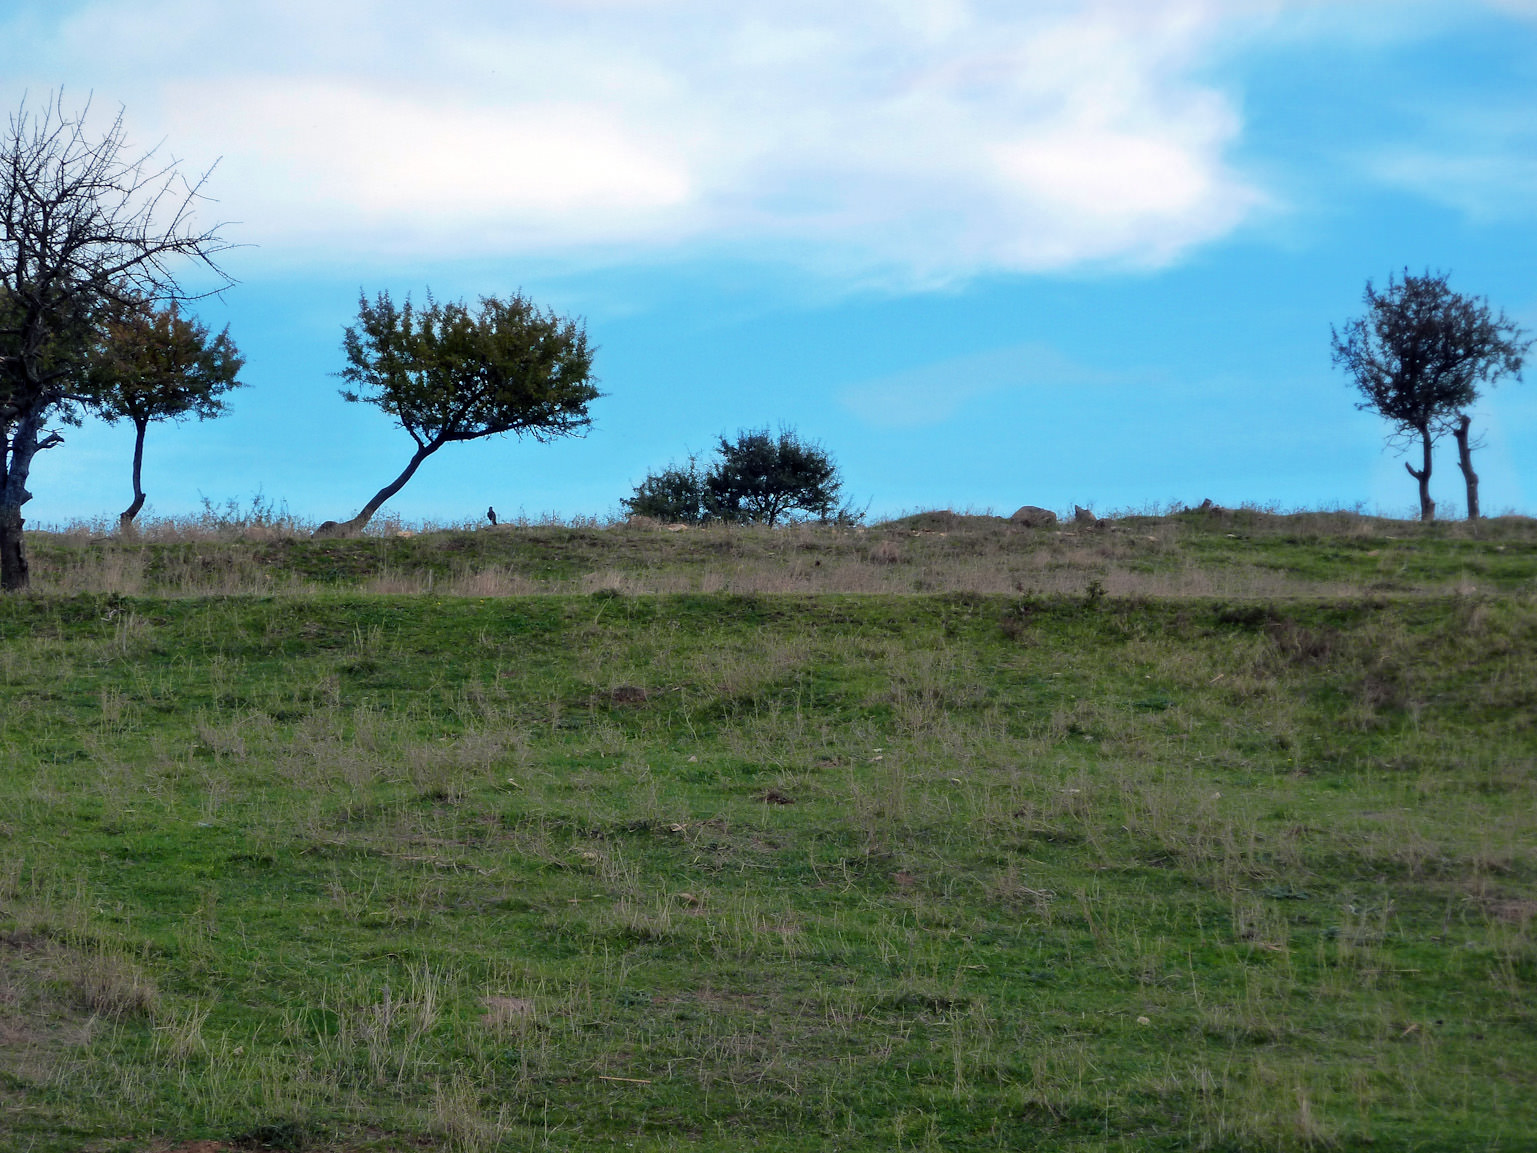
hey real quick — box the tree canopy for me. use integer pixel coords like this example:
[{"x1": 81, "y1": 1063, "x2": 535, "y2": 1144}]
[
  {"x1": 1332, "y1": 270, "x2": 1528, "y2": 521},
  {"x1": 323, "y1": 290, "x2": 600, "y2": 534}
]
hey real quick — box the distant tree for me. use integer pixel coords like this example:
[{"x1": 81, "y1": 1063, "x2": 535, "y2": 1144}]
[
  {"x1": 86, "y1": 299, "x2": 244, "y2": 527},
  {"x1": 623, "y1": 455, "x2": 710, "y2": 524},
  {"x1": 626, "y1": 428, "x2": 857, "y2": 528},
  {"x1": 1332, "y1": 270, "x2": 1528, "y2": 521},
  {"x1": 706, "y1": 428, "x2": 843, "y2": 526},
  {"x1": 0, "y1": 92, "x2": 232, "y2": 588},
  {"x1": 324, "y1": 290, "x2": 599, "y2": 535}
]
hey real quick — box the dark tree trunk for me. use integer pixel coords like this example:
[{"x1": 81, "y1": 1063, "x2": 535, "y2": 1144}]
[
  {"x1": 1453, "y1": 413, "x2": 1480, "y2": 521},
  {"x1": 319, "y1": 444, "x2": 436, "y2": 537},
  {"x1": 120, "y1": 416, "x2": 149, "y2": 528},
  {"x1": 1404, "y1": 425, "x2": 1435, "y2": 522},
  {"x1": 0, "y1": 413, "x2": 44, "y2": 591},
  {"x1": 0, "y1": 503, "x2": 26, "y2": 592}
]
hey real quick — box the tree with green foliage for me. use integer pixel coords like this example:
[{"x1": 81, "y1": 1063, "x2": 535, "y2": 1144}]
[
  {"x1": 626, "y1": 427, "x2": 853, "y2": 527},
  {"x1": 623, "y1": 454, "x2": 710, "y2": 524},
  {"x1": 323, "y1": 290, "x2": 600, "y2": 536},
  {"x1": 1332, "y1": 270, "x2": 1528, "y2": 521},
  {"x1": 707, "y1": 427, "x2": 844, "y2": 526},
  {"x1": 86, "y1": 299, "x2": 244, "y2": 527},
  {"x1": 0, "y1": 92, "x2": 232, "y2": 588}
]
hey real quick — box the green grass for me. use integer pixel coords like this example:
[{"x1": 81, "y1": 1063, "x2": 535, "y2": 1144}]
[{"x1": 1, "y1": 521, "x2": 1536, "y2": 1151}]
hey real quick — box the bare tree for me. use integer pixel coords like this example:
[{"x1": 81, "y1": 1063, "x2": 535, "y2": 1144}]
[
  {"x1": 0, "y1": 92, "x2": 233, "y2": 588},
  {"x1": 1332, "y1": 270, "x2": 1527, "y2": 522}
]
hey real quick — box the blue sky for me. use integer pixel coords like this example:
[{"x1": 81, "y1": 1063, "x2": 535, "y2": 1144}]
[{"x1": 6, "y1": 0, "x2": 1537, "y2": 524}]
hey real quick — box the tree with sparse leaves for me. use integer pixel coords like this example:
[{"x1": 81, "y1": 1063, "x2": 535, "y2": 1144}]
[
  {"x1": 0, "y1": 92, "x2": 231, "y2": 588},
  {"x1": 1332, "y1": 270, "x2": 1528, "y2": 521},
  {"x1": 86, "y1": 299, "x2": 244, "y2": 527},
  {"x1": 321, "y1": 290, "x2": 599, "y2": 536}
]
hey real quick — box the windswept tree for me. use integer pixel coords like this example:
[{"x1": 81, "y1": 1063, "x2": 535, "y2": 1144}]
[
  {"x1": 0, "y1": 92, "x2": 232, "y2": 588},
  {"x1": 323, "y1": 290, "x2": 599, "y2": 535},
  {"x1": 1332, "y1": 270, "x2": 1528, "y2": 521},
  {"x1": 86, "y1": 299, "x2": 244, "y2": 527}
]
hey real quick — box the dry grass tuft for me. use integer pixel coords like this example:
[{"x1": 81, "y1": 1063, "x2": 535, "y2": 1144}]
[
  {"x1": 479, "y1": 995, "x2": 536, "y2": 1031},
  {"x1": 67, "y1": 947, "x2": 159, "y2": 1019}
]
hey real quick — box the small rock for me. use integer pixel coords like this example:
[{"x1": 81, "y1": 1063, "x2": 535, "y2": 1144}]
[{"x1": 1073, "y1": 505, "x2": 1098, "y2": 526}]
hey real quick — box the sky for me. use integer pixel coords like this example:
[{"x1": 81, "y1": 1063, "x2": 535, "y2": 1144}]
[{"x1": 5, "y1": 0, "x2": 1537, "y2": 525}]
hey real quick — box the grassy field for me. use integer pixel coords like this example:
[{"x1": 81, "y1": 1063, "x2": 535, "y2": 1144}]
[{"x1": 2, "y1": 512, "x2": 1535, "y2": 1151}]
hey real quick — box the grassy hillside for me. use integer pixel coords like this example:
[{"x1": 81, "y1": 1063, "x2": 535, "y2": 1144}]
[
  {"x1": 25, "y1": 507, "x2": 1537, "y2": 599},
  {"x1": 2, "y1": 517, "x2": 1535, "y2": 1151}
]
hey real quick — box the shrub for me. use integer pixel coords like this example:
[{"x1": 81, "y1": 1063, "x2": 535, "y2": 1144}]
[
  {"x1": 626, "y1": 428, "x2": 858, "y2": 527},
  {"x1": 623, "y1": 456, "x2": 710, "y2": 524}
]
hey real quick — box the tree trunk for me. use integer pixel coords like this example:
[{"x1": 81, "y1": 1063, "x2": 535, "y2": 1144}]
[
  {"x1": 120, "y1": 416, "x2": 149, "y2": 528},
  {"x1": 0, "y1": 413, "x2": 45, "y2": 591},
  {"x1": 0, "y1": 503, "x2": 26, "y2": 592},
  {"x1": 1404, "y1": 426, "x2": 1435, "y2": 522},
  {"x1": 1453, "y1": 413, "x2": 1479, "y2": 521},
  {"x1": 320, "y1": 444, "x2": 436, "y2": 537}
]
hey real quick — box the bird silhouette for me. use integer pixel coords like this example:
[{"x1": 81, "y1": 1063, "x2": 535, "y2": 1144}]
[{"x1": 487, "y1": 506, "x2": 497, "y2": 526}]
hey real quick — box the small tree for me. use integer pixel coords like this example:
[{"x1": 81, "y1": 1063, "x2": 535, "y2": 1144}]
[
  {"x1": 0, "y1": 93, "x2": 232, "y2": 588},
  {"x1": 626, "y1": 428, "x2": 856, "y2": 528},
  {"x1": 325, "y1": 290, "x2": 599, "y2": 535},
  {"x1": 86, "y1": 299, "x2": 244, "y2": 527},
  {"x1": 1332, "y1": 270, "x2": 1528, "y2": 521},
  {"x1": 623, "y1": 455, "x2": 710, "y2": 524},
  {"x1": 706, "y1": 428, "x2": 843, "y2": 526}
]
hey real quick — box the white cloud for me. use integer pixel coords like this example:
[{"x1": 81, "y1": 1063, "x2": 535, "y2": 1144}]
[
  {"x1": 163, "y1": 79, "x2": 694, "y2": 252},
  {"x1": 9, "y1": 0, "x2": 1282, "y2": 281},
  {"x1": 1370, "y1": 147, "x2": 1537, "y2": 221}
]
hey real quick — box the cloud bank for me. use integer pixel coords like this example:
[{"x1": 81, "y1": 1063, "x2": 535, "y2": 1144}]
[
  {"x1": 8, "y1": 0, "x2": 1523, "y2": 283},
  {"x1": 0, "y1": 0, "x2": 1288, "y2": 281}
]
